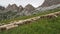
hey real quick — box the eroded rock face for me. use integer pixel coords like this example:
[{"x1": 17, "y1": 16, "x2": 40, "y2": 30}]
[
  {"x1": 20, "y1": 4, "x2": 35, "y2": 16},
  {"x1": 6, "y1": 4, "x2": 18, "y2": 12},
  {"x1": 24, "y1": 4, "x2": 35, "y2": 11},
  {"x1": 18, "y1": 5, "x2": 23, "y2": 12},
  {"x1": 37, "y1": 0, "x2": 60, "y2": 11},
  {"x1": 41, "y1": 0, "x2": 60, "y2": 7},
  {"x1": 11, "y1": 4, "x2": 18, "y2": 10},
  {"x1": 0, "y1": 6, "x2": 5, "y2": 10}
]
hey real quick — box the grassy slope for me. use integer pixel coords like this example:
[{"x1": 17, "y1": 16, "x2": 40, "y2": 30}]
[
  {"x1": 0, "y1": 8, "x2": 60, "y2": 24},
  {"x1": 0, "y1": 8, "x2": 60, "y2": 34},
  {"x1": 0, "y1": 15, "x2": 60, "y2": 34}
]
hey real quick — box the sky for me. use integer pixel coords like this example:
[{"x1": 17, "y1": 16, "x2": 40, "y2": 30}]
[{"x1": 0, "y1": 0, "x2": 44, "y2": 7}]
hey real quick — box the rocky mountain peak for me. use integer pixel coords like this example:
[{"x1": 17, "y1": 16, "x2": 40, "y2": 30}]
[
  {"x1": 11, "y1": 4, "x2": 18, "y2": 10},
  {"x1": 40, "y1": 0, "x2": 60, "y2": 7},
  {"x1": 7, "y1": 4, "x2": 11, "y2": 8},
  {"x1": 6, "y1": 4, "x2": 11, "y2": 10},
  {"x1": 11, "y1": 4, "x2": 17, "y2": 7},
  {"x1": 0, "y1": 6, "x2": 5, "y2": 10},
  {"x1": 6, "y1": 4, "x2": 18, "y2": 12},
  {"x1": 18, "y1": 5, "x2": 23, "y2": 12},
  {"x1": 24, "y1": 4, "x2": 35, "y2": 11}
]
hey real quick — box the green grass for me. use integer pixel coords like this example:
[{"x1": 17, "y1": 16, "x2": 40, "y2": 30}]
[
  {"x1": 0, "y1": 8, "x2": 60, "y2": 24},
  {"x1": 0, "y1": 16, "x2": 60, "y2": 34}
]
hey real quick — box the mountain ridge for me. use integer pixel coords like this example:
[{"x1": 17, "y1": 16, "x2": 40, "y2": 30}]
[{"x1": 0, "y1": 0, "x2": 60, "y2": 20}]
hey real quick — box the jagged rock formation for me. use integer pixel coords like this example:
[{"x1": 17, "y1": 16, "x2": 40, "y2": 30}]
[
  {"x1": 0, "y1": 0, "x2": 60, "y2": 20},
  {"x1": 21, "y1": 4, "x2": 35, "y2": 16},
  {"x1": 36, "y1": 0, "x2": 60, "y2": 11},
  {"x1": 0, "y1": 4, "x2": 36, "y2": 20},
  {"x1": 0, "y1": 6, "x2": 5, "y2": 10},
  {"x1": 6, "y1": 4, "x2": 18, "y2": 12},
  {"x1": 18, "y1": 5, "x2": 23, "y2": 12},
  {"x1": 6, "y1": 4, "x2": 35, "y2": 12},
  {"x1": 24, "y1": 4, "x2": 35, "y2": 11},
  {"x1": 41, "y1": 0, "x2": 60, "y2": 7}
]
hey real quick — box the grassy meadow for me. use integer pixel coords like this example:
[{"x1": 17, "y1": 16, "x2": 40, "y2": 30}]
[{"x1": 0, "y1": 14, "x2": 60, "y2": 34}]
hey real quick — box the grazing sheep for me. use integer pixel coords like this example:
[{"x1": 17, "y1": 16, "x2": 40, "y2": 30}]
[
  {"x1": 31, "y1": 17, "x2": 39, "y2": 21},
  {"x1": 46, "y1": 14, "x2": 57, "y2": 19},
  {"x1": 54, "y1": 15, "x2": 58, "y2": 17},
  {"x1": 14, "y1": 20, "x2": 24, "y2": 26},
  {"x1": 0, "y1": 27, "x2": 6, "y2": 31},
  {"x1": 6, "y1": 25, "x2": 18, "y2": 30},
  {"x1": 0, "y1": 11, "x2": 60, "y2": 30},
  {"x1": 53, "y1": 12, "x2": 60, "y2": 16},
  {"x1": 23, "y1": 21, "x2": 31, "y2": 24},
  {"x1": 40, "y1": 14, "x2": 57, "y2": 19},
  {"x1": 47, "y1": 15, "x2": 53, "y2": 18},
  {"x1": 54, "y1": 13, "x2": 60, "y2": 16},
  {"x1": 40, "y1": 15, "x2": 47, "y2": 18},
  {"x1": 0, "y1": 25, "x2": 8, "y2": 28}
]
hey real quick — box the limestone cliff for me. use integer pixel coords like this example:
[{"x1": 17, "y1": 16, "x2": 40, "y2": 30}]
[{"x1": 41, "y1": 0, "x2": 60, "y2": 7}]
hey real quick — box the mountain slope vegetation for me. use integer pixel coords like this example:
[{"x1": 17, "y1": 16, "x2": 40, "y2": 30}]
[
  {"x1": 0, "y1": 8, "x2": 60, "y2": 34},
  {"x1": 0, "y1": 7, "x2": 60, "y2": 24}
]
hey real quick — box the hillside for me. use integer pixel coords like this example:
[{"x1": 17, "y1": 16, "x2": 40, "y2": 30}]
[
  {"x1": 0, "y1": 7, "x2": 60, "y2": 24},
  {"x1": 0, "y1": 8, "x2": 60, "y2": 34},
  {"x1": 0, "y1": 11, "x2": 60, "y2": 34}
]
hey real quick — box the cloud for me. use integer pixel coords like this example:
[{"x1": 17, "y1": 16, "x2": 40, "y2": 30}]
[{"x1": 0, "y1": 0, "x2": 44, "y2": 7}]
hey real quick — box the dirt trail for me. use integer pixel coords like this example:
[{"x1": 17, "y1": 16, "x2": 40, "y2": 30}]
[{"x1": 0, "y1": 11, "x2": 60, "y2": 30}]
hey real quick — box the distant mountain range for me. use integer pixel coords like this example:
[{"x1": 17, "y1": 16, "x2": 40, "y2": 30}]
[{"x1": 0, "y1": 0, "x2": 60, "y2": 20}]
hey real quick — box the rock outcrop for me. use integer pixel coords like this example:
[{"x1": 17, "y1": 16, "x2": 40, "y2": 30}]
[
  {"x1": 41, "y1": 0, "x2": 60, "y2": 7},
  {"x1": 24, "y1": 4, "x2": 35, "y2": 11},
  {"x1": 0, "y1": 0, "x2": 60, "y2": 20},
  {"x1": 18, "y1": 5, "x2": 23, "y2": 12},
  {"x1": 21, "y1": 4, "x2": 35, "y2": 16},
  {"x1": 37, "y1": 0, "x2": 60, "y2": 11},
  {"x1": 6, "y1": 4, "x2": 18, "y2": 12},
  {"x1": 0, "y1": 6, "x2": 5, "y2": 10}
]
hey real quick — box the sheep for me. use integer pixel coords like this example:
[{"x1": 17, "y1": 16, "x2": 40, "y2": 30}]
[
  {"x1": 23, "y1": 16, "x2": 40, "y2": 24},
  {"x1": 45, "y1": 14, "x2": 58, "y2": 19},
  {"x1": 23, "y1": 21, "x2": 31, "y2": 24},
  {"x1": 0, "y1": 23, "x2": 15, "y2": 30},
  {"x1": 0, "y1": 27, "x2": 6, "y2": 31},
  {"x1": 6, "y1": 25, "x2": 18, "y2": 30},
  {"x1": 14, "y1": 21, "x2": 24, "y2": 26},
  {"x1": 22, "y1": 19, "x2": 32, "y2": 24},
  {"x1": 54, "y1": 12, "x2": 60, "y2": 16},
  {"x1": 40, "y1": 14, "x2": 57, "y2": 19},
  {"x1": 40, "y1": 15, "x2": 47, "y2": 18}
]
